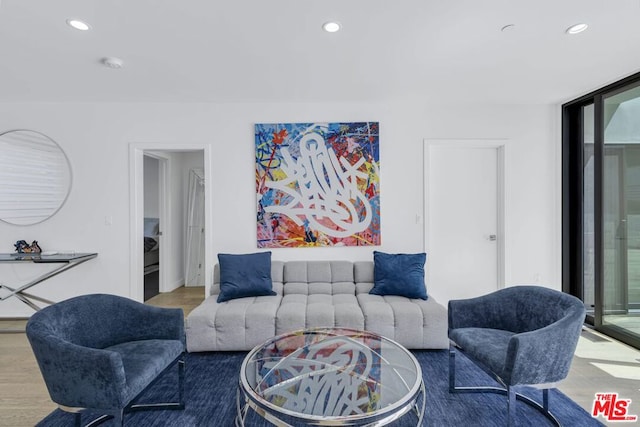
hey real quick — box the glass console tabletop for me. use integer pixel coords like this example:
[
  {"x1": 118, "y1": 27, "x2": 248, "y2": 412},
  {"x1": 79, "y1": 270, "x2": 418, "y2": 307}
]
[
  {"x1": 236, "y1": 328, "x2": 425, "y2": 426},
  {"x1": 0, "y1": 252, "x2": 97, "y2": 263},
  {"x1": 0, "y1": 252, "x2": 97, "y2": 312}
]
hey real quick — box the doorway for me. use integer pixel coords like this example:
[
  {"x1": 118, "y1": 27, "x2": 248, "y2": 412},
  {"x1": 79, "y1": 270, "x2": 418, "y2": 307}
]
[
  {"x1": 143, "y1": 154, "x2": 164, "y2": 300},
  {"x1": 130, "y1": 144, "x2": 212, "y2": 302},
  {"x1": 424, "y1": 140, "x2": 506, "y2": 304}
]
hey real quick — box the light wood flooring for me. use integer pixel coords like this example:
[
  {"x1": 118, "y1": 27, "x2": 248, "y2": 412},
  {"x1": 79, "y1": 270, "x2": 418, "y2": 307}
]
[{"x1": 1, "y1": 286, "x2": 639, "y2": 427}]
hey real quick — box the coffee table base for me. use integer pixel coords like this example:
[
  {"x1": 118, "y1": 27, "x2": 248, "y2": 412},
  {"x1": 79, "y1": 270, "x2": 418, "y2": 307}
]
[{"x1": 235, "y1": 380, "x2": 426, "y2": 426}]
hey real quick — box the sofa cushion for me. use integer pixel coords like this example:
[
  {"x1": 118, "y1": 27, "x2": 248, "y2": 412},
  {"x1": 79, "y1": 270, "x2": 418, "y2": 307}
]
[
  {"x1": 217, "y1": 252, "x2": 277, "y2": 303},
  {"x1": 284, "y1": 281, "x2": 356, "y2": 296},
  {"x1": 186, "y1": 293, "x2": 282, "y2": 351},
  {"x1": 276, "y1": 294, "x2": 365, "y2": 333},
  {"x1": 370, "y1": 251, "x2": 428, "y2": 300},
  {"x1": 357, "y1": 293, "x2": 448, "y2": 349}
]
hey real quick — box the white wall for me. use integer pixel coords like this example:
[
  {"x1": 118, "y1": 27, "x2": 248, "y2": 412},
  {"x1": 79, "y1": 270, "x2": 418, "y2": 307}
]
[
  {"x1": 0, "y1": 101, "x2": 560, "y2": 317},
  {"x1": 420, "y1": 105, "x2": 561, "y2": 302}
]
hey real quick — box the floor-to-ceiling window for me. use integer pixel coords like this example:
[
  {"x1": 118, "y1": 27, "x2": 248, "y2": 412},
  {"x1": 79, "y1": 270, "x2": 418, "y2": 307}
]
[{"x1": 564, "y1": 72, "x2": 640, "y2": 349}]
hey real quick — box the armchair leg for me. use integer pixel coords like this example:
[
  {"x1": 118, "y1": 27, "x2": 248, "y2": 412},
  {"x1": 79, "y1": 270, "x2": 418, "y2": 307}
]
[
  {"x1": 83, "y1": 415, "x2": 113, "y2": 427},
  {"x1": 448, "y1": 347, "x2": 456, "y2": 393},
  {"x1": 543, "y1": 388, "x2": 549, "y2": 412},
  {"x1": 70, "y1": 354, "x2": 185, "y2": 427},
  {"x1": 507, "y1": 387, "x2": 515, "y2": 427},
  {"x1": 113, "y1": 410, "x2": 123, "y2": 426},
  {"x1": 65, "y1": 410, "x2": 112, "y2": 427},
  {"x1": 128, "y1": 354, "x2": 186, "y2": 412},
  {"x1": 179, "y1": 357, "x2": 185, "y2": 407},
  {"x1": 449, "y1": 345, "x2": 561, "y2": 426}
]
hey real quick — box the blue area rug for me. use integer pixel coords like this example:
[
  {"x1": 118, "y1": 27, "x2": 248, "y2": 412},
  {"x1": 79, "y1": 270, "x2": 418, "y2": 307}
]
[{"x1": 38, "y1": 350, "x2": 603, "y2": 426}]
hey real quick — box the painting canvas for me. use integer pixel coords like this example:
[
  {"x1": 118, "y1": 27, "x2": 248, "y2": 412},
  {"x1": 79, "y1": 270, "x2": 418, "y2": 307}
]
[{"x1": 256, "y1": 122, "x2": 380, "y2": 248}]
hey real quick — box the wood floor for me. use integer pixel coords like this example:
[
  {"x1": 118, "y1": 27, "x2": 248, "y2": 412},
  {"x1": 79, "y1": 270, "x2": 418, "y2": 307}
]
[{"x1": 1, "y1": 286, "x2": 639, "y2": 427}]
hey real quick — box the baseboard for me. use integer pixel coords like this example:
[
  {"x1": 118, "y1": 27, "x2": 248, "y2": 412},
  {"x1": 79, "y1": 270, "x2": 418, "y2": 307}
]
[{"x1": 164, "y1": 279, "x2": 184, "y2": 293}]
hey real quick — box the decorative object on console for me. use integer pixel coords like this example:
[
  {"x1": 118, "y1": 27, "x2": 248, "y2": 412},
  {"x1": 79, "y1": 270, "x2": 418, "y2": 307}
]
[
  {"x1": 255, "y1": 122, "x2": 380, "y2": 248},
  {"x1": 217, "y1": 251, "x2": 276, "y2": 303},
  {"x1": 0, "y1": 129, "x2": 72, "y2": 226},
  {"x1": 370, "y1": 251, "x2": 428, "y2": 300},
  {"x1": 14, "y1": 239, "x2": 42, "y2": 253}
]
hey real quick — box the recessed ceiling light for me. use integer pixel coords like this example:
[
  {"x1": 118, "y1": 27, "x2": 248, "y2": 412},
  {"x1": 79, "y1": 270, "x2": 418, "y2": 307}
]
[
  {"x1": 322, "y1": 21, "x2": 341, "y2": 33},
  {"x1": 101, "y1": 57, "x2": 124, "y2": 69},
  {"x1": 566, "y1": 23, "x2": 588, "y2": 35},
  {"x1": 66, "y1": 19, "x2": 91, "y2": 31}
]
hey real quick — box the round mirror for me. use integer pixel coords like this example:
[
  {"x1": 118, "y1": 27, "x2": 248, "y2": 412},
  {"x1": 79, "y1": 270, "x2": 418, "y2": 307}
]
[{"x1": 0, "y1": 130, "x2": 72, "y2": 225}]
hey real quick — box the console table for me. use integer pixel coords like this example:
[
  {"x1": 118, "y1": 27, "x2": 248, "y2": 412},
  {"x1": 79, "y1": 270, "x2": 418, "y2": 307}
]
[{"x1": 0, "y1": 252, "x2": 98, "y2": 311}]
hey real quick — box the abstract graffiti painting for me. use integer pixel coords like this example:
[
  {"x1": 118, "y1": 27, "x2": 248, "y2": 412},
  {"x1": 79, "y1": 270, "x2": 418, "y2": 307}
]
[{"x1": 256, "y1": 122, "x2": 380, "y2": 248}]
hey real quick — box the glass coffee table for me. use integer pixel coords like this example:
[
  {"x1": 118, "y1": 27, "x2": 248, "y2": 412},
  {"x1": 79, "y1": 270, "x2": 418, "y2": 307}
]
[{"x1": 236, "y1": 328, "x2": 425, "y2": 426}]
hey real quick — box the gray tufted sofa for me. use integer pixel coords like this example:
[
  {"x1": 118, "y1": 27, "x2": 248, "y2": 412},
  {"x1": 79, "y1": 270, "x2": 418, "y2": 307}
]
[{"x1": 186, "y1": 260, "x2": 448, "y2": 352}]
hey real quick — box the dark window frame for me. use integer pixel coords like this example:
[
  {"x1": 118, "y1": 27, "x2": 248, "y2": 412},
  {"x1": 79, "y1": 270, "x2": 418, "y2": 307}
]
[{"x1": 563, "y1": 71, "x2": 640, "y2": 349}]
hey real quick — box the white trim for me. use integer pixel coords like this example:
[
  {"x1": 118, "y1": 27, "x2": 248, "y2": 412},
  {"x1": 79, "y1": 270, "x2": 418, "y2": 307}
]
[
  {"x1": 129, "y1": 146, "x2": 144, "y2": 300},
  {"x1": 423, "y1": 139, "x2": 507, "y2": 289},
  {"x1": 552, "y1": 104, "x2": 563, "y2": 288},
  {"x1": 129, "y1": 143, "x2": 212, "y2": 302}
]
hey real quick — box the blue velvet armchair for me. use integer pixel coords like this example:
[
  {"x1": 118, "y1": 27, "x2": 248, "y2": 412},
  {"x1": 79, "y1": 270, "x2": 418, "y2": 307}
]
[
  {"x1": 448, "y1": 286, "x2": 586, "y2": 426},
  {"x1": 26, "y1": 294, "x2": 185, "y2": 427}
]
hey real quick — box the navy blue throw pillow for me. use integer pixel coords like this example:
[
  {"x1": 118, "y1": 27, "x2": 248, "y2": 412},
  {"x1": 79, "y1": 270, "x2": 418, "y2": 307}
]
[
  {"x1": 217, "y1": 252, "x2": 276, "y2": 303},
  {"x1": 370, "y1": 251, "x2": 428, "y2": 300}
]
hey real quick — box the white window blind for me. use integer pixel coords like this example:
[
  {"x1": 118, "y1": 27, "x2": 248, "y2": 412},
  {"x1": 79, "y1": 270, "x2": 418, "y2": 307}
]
[{"x1": 0, "y1": 130, "x2": 71, "y2": 225}]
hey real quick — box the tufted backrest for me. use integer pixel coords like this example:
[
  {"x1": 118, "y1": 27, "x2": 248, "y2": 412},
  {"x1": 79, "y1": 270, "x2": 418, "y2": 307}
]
[
  {"x1": 210, "y1": 260, "x2": 379, "y2": 297},
  {"x1": 283, "y1": 261, "x2": 356, "y2": 296},
  {"x1": 354, "y1": 261, "x2": 375, "y2": 294}
]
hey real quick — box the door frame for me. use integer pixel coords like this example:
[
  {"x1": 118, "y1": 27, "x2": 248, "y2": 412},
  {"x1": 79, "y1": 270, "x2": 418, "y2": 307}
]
[
  {"x1": 423, "y1": 139, "x2": 507, "y2": 290},
  {"x1": 129, "y1": 143, "x2": 213, "y2": 302}
]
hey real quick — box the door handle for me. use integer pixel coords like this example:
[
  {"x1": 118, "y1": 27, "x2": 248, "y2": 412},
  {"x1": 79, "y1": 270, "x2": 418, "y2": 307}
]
[{"x1": 488, "y1": 234, "x2": 497, "y2": 241}]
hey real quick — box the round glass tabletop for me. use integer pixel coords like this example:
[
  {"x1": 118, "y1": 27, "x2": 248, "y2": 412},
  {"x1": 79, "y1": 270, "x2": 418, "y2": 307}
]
[{"x1": 236, "y1": 328, "x2": 425, "y2": 426}]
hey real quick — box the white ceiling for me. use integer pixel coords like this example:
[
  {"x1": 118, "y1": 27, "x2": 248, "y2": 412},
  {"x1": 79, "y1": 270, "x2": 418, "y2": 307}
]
[{"x1": 1, "y1": 0, "x2": 639, "y2": 104}]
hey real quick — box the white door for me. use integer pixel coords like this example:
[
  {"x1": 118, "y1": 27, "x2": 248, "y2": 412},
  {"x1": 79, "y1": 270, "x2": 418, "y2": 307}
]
[{"x1": 426, "y1": 142, "x2": 504, "y2": 304}]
